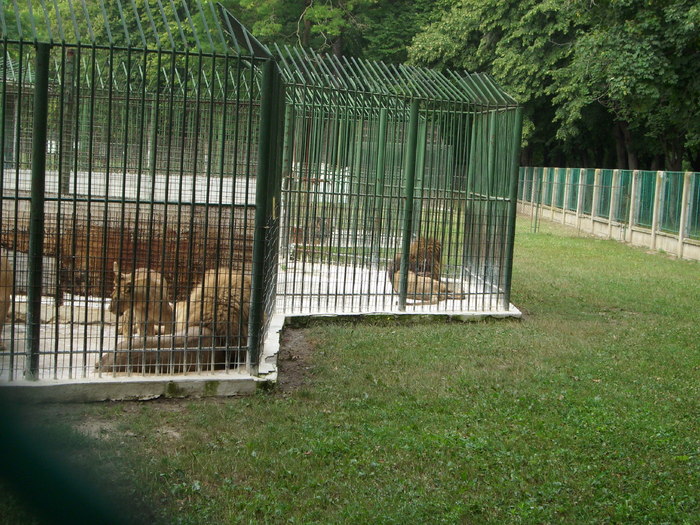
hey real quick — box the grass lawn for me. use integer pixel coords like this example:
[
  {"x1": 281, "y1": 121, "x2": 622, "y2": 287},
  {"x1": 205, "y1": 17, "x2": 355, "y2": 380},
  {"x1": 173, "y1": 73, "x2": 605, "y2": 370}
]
[{"x1": 1, "y1": 217, "x2": 698, "y2": 524}]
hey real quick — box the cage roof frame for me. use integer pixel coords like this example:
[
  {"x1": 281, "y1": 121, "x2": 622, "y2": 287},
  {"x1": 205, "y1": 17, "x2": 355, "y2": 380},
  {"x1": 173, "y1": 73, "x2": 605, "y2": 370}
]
[
  {"x1": 275, "y1": 46, "x2": 518, "y2": 109},
  {"x1": 0, "y1": 0, "x2": 270, "y2": 59}
]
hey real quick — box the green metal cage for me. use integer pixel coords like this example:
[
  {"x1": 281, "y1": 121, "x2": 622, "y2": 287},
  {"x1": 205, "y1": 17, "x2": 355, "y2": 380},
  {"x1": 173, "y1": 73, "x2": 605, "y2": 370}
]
[{"x1": 275, "y1": 46, "x2": 522, "y2": 317}]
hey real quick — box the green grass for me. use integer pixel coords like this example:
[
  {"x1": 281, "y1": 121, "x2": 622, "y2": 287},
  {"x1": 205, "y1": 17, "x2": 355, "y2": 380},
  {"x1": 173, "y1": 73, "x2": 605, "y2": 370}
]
[{"x1": 2, "y1": 217, "x2": 699, "y2": 524}]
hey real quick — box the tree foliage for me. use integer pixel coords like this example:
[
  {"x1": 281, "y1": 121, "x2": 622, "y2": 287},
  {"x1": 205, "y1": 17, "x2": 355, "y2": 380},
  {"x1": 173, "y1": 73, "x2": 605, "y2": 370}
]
[{"x1": 408, "y1": 0, "x2": 700, "y2": 170}]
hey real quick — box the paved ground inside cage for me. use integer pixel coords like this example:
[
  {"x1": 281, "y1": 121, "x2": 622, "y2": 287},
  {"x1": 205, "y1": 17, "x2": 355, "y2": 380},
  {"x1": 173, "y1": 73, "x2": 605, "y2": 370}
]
[
  {"x1": 275, "y1": 261, "x2": 517, "y2": 317},
  {"x1": 0, "y1": 320, "x2": 257, "y2": 384}
]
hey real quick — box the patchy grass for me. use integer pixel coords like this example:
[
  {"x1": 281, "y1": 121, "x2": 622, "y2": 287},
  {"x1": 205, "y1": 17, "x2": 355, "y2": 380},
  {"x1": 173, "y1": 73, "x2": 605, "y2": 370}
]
[{"x1": 1, "y1": 217, "x2": 699, "y2": 524}]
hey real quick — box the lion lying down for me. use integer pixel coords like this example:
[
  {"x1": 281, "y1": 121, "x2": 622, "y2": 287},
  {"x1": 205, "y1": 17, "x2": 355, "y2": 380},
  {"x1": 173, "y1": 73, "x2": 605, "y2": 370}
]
[
  {"x1": 98, "y1": 268, "x2": 251, "y2": 373},
  {"x1": 387, "y1": 237, "x2": 466, "y2": 305}
]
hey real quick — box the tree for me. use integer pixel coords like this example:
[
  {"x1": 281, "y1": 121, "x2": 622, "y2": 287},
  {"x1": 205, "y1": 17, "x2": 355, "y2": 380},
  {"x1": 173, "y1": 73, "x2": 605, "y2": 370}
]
[
  {"x1": 408, "y1": 0, "x2": 586, "y2": 166},
  {"x1": 554, "y1": 0, "x2": 700, "y2": 170},
  {"x1": 408, "y1": 0, "x2": 700, "y2": 170},
  {"x1": 235, "y1": 0, "x2": 376, "y2": 57}
]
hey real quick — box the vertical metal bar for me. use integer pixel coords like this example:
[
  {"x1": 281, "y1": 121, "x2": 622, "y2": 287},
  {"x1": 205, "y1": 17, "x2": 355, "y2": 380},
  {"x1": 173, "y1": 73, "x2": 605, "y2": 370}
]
[
  {"x1": 501, "y1": 107, "x2": 522, "y2": 309},
  {"x1": 248, "y1": 59, "x2": 275, "y2": 369},
  {"x1": 371, "y1": 107, "x2": 387, "y2": 265},
  {"x1": 280, "y1": 103, "x2": 293, "y2": 261},
  {"x1": 398, "y1": 99, "x2": 420, "y2": 310},
  {"x1": 60, "y1": 48, "x2": 76, "y2": 194},
  {"x1": 26, "y1": 43, "x2": 51, "y2": 380}
]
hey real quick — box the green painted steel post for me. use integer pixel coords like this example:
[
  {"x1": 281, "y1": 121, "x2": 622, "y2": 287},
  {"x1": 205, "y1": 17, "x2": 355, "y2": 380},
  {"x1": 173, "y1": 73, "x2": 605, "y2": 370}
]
[
  {"x1": 501, "y1": 107, "x2": 523, "y2": 309},
  {"x1": 248, "y1": 59, "x2": 276, "y2": 370},
  {"x1": 412, "y1": 120, "x2": 427, "y2": 235},
  {"x1": 280, "y1": 104, "x2": 294, "y2": 259},
  {"x1": 27, "y1": 43, "x2": 51, "y2": 379},
  {"x1": 372, "y1": 108, "x2": 388, "y2": 264},
  {"x1": 398, "y1": 99, "x2": 420, "y2": 310},
  {"x1": 61, "y1": 48, "x2": 76, "y2": 195}
]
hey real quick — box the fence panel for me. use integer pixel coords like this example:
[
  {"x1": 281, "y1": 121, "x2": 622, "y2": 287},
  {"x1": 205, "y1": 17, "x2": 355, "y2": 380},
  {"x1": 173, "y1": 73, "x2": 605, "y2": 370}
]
[
  {"x1": 689, "y1": 173, "x2": 700, "y2": 240},
  {"x1": 518, "y1": 167, "x2": 700, "y2": 261},
  {"x1": 613, "y1": 170, "x2": 632, "y2": 222},
  {"x1": 635, "y1": 170, "x2": 657, "y2": 228},
  {"x1": 596, "y1": 169, "x2": 613, "y2": 218},
  {"x1": 580, "y1": 169, "x2": 595, "y2": 215},
  {"x1": 660, "y1": 172, "x2": 684, "y2": 235}
]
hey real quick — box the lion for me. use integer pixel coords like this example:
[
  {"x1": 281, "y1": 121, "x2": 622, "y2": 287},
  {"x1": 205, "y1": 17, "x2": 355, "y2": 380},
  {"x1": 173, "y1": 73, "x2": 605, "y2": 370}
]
[
  {"x1": 387, "y1": 236, "x2": 465, "y2": 305},
  {"x1": 386, "y1": 236, "x2": 442, "y2": 282},
  {"x1": 391, "y1": 269, "x2": 454, "y2": 305},
  {"x1": 98, "y1": 268, "x2": 251, "y2": 373},
  {"x1": 109, "y1": 262, "x2": 174, "y2": 338},
  {"x1": 0, "y1": 255, "x2": 13, "y2": 350}
]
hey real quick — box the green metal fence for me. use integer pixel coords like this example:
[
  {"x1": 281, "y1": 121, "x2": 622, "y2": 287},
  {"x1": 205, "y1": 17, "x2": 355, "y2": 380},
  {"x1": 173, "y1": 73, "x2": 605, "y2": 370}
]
[
  {"x1": 0, "y1": 1, "x2": 282, "y2": 381},
  {"x1": 275, "y1": 47, "x2": 522, "y2": 315},
  {"x1": 519, "y1": 167, "x2": 700, "y2": 258}
]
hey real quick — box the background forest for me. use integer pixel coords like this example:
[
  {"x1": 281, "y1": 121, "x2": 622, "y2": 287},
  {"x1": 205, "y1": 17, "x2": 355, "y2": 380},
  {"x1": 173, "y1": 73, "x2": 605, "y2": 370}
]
[{"x1": 5, "y1": 0, "x2": 700, "y2": 170}]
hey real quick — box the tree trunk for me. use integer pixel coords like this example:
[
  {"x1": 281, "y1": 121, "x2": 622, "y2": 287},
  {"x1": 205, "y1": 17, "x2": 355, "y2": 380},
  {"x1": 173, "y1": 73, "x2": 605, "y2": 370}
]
[
  {"x1": 332, "y1": 35, "x2": 343, "y2": 58},
  {"x1": 614, "y1": 122, "x2": 627, "y2": 169},
  {"x1": 664, "y1": 139, "x2": 683, "y2": 171},
  {"x1": 618, "y1": 121, "x2": 638, "y2": 170},
  {"x1": 300, "y1": 0, "x2": 312, "y2": 47}
]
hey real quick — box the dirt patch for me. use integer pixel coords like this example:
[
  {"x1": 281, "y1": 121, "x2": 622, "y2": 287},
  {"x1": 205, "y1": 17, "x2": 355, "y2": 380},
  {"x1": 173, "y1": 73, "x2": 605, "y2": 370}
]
[{"x1": 274, "y1": 327, "x2": 315, "y2": 394}]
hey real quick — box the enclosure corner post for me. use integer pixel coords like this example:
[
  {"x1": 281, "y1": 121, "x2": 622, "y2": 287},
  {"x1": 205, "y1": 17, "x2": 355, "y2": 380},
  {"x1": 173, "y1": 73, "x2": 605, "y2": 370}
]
[
  {"x1": 501, "y1": 107, "x2": 523, "y2": 309},
  {"x1": 248, "y1": 58, "x2": 277, "y2": 372},
  {"x1": 398, "y1": 99, "x2": 421, "y2": 310},
  {"x1": 26, "y1": 43, "x2": 51, "y2": 379}
]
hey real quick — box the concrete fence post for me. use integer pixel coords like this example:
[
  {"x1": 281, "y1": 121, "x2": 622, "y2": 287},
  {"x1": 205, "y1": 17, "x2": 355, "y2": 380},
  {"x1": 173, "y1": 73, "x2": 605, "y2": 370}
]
[
  {"x1": 591, "y1": 168, "x2": 601, "y2": 232},
  {"x1": 677, "y1": 171, "x2": 692, "y2": 258},
  {"x1": 627, "y1": 170, "x2": 639, "y2": 243},
  {"x1": 608, "y1": 169, "x2": 620, "y2": 239},
  {"x1": 551, "y1": 168, "x2": 560, "y2": 221},
  {"x1": 576, "y1": 169, "x2": 585, "y2": 230},
  {"x1": 562, "y1": 168, "x2": 571, "y2": 226},
  {"x1": 650, "y1": 171, "x2": 664, "y2": 250}
]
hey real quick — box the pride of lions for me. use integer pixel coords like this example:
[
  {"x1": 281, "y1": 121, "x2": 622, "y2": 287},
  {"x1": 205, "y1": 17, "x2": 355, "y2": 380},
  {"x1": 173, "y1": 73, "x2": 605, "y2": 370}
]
[{"x1": 98, "y1": 265, "x2": 251, "y2": 373}]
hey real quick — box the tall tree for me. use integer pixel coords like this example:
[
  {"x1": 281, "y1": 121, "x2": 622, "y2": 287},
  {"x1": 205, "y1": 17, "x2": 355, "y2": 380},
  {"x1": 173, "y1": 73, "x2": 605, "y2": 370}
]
[
  {"x1": 408, "y1": 0, "x2": 700, "y2": 170},
  {"x1": 236, "y1": 0, "x2": 376, "y2": 57},
  {"x1": 554, "y1": 0, "x2": 700, "y2": 170}
]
